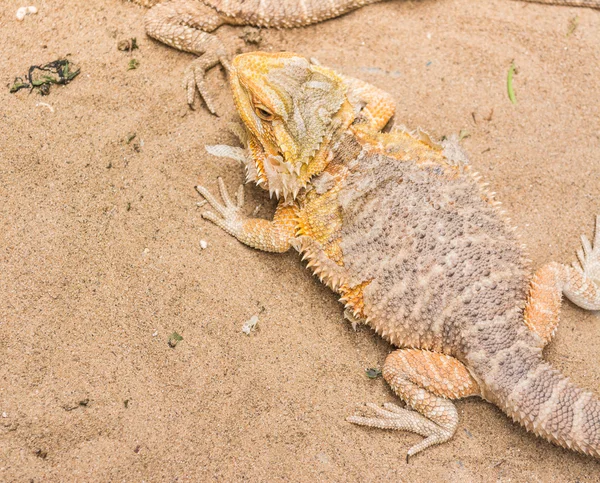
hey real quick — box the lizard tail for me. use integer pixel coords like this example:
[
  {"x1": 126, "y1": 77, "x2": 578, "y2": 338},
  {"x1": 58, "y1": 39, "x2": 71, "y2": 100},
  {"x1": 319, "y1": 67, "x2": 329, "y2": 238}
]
[{"x1": 480, "y1": 342, "x2": 600, "y2": 457}]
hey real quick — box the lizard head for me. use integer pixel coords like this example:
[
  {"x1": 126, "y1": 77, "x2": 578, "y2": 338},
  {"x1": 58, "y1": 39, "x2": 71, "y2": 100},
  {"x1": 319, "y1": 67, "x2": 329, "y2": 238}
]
[{"x1": 229, "y1": 52, "x2": 351, "y2": 201}]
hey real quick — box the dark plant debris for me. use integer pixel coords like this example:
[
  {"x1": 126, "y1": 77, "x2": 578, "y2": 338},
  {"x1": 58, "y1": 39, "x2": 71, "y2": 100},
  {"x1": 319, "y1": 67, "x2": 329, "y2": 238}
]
[
  {"x1": 567, "y1": 16, "x2": 578, "y2": 37},
  {"x1": 128, "y1": 59, "x2": 140, "y2": 70},
  {"x1": 168, "y1": 332, "x2": 183, "y2": 348},
  {"x1": 118, "y1": 38, "x2": 138, "y2": 52},
  {"x1": 34, "y1": 449, "x2": 48, "y2": 459},
  {"x1": 10, "y1": 59, "x2": 80, "y2": 95},
  {"x1": 63, "y1": 398, "x2": 90, "y2": 411}
]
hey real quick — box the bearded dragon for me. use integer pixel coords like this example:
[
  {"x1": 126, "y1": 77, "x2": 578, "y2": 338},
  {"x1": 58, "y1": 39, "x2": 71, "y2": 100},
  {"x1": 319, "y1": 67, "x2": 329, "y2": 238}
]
[
  {"x1": 195, "y1": 51, "x2": 600, "y2": 459},
  {"x1": 130, "y1": 0, "x2": 600, "y2": 114}
]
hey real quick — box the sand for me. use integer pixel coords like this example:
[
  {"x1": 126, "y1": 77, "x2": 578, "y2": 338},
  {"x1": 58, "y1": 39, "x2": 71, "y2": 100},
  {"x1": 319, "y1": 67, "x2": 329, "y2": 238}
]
[{"x1": 1, "y1": 0, "x2": 600, "y2": 481}]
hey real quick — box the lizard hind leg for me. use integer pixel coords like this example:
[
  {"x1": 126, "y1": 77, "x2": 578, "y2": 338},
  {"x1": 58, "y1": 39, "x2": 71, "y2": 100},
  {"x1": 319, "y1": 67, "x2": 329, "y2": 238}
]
[
  {"x1": 573, "y1": 215, "x2": 600, "y2": 291},
  {"x1": 524, "y1": 215, "x2": 600, "y2": 346},
  {"x1": 143, "y1": 0, "x2": 231, "y2": 113},
  {"x1": 347, "y1": 349, "x2": 480, "y2": 460}
]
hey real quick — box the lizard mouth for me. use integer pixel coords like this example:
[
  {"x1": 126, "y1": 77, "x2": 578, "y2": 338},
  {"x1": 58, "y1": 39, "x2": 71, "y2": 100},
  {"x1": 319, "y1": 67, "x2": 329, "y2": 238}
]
[
  {"x1": 237, "y1": 129, "x2": 304, "y2": 201},
  {"x1": 261, "y1": 151, "x2": 305, "y2": 201}
]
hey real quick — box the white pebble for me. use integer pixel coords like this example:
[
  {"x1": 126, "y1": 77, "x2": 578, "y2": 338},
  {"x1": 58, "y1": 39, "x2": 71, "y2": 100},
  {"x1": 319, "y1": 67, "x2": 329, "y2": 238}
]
[
  {"x1": 241, "y1": 315, "x2": 259, "y2": 335},
  {"x1": 200, "y1": 239, "x2": 208, "y2": 249},
  {"x1": 152, "y1": 331, "x2": 158, "y2": 337},
  {"x1": 16, "y1": 6, "x2": 37, "y2": 21},
  {"x1": 1, "y1": 412, "x2": 7, "y2": 418}
]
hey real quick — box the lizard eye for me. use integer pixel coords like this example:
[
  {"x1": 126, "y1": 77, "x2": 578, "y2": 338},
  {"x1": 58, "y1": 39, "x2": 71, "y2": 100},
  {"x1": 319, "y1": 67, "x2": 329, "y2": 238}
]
[{"x1": 254, "y1": 105, "x2": 274, "y2": 121}]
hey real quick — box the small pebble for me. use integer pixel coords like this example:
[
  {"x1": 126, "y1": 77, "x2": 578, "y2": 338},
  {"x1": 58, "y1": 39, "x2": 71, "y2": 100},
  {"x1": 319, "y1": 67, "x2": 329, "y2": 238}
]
[
  {"x1": 16, "y1": 6, "x2": 37, "y2": 21},
  {"x1": 316, "y1": 451, "x2": 329, "y2": 464},
  {"x1": 152, "y1": 331, "x2": 158, "y2": 337},
  {"x1": 240, "y1": 26, "x2": 262, "y2": 45},
  {"x1": 242, "y1": 315, "x2": 259, "y2": 335},
  {"x1": 200, "y1": 239, "x2": 208, "y2": 250},
  {"x1": 2, "y1": 412, "x2": 7, "y2": 418}
]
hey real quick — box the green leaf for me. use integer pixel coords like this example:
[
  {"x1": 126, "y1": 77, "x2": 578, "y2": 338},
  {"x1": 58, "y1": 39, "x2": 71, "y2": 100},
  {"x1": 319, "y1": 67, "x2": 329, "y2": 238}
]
[
  {"x1": 567, "y1": 16, "x2": 578, "y2": 37},
  {"x1": 507, "y1": 62, "x2": 517, "y2": 105}
]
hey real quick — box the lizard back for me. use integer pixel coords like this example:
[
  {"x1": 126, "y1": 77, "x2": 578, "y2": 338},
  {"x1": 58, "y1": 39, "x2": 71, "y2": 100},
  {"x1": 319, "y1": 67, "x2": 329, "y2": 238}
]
[{"x1": 298, "y1": 131, "x2": 530, "y2": 359}]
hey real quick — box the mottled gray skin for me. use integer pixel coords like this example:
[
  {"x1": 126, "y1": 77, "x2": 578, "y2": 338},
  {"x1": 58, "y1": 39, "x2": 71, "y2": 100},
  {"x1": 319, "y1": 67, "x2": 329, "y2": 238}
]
[
  {"x1": 304, "y1": 133, "x2": 600, "y2": 456},
  {"x1": 337, "y1": 143, "x2": 528, "y2": 359},
  {"x1": 135, "y1": 0, "x2": 385, "y2": 29},
  {"x1": 135, "y1": 0, "x2": 599, "y2": 28}
]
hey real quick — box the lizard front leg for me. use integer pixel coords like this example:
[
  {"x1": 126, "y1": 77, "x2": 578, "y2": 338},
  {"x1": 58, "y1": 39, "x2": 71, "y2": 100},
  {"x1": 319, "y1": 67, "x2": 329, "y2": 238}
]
[
  {"x1": 348, "y1": 349, "x2": 480, "y2": 460},
  {"x1": 196, "y1": 178, "x2": 297, "y2": 253},
  {"x1": 524, "y1": 215, "x2": 600, "y2": 346},
  {"x1": 340, "y1": 74, "x2": 396, "y2": 131},
  {"x1": 142, "y1": 0, "x2": 233, "y2": 113}
]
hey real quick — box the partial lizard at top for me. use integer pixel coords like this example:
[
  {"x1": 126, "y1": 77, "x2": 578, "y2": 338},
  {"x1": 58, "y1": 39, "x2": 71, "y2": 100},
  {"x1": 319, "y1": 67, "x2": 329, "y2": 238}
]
[
  {"x1": 195, "y1": 51, "x2": 600, "y2": 459},
  {"x1": 130, "y1": 0, "x2": 600, "y2": 114}
]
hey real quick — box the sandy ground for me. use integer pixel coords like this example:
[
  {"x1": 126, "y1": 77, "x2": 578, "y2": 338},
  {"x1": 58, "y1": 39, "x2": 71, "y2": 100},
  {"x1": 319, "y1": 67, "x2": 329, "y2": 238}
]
[{"x1": 1, "y1": 0, "x2": 600, "y2": 481}]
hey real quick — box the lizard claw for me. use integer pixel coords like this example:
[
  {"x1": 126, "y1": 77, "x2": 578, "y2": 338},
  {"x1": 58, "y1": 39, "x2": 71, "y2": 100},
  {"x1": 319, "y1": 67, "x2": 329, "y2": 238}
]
[
  {"x1": 347, "y1": 402, "x2": 454, "y2": 461},
  {"x1": 143, "y1": 1, "x2": 230, "y2": 115},
  {"x1": 574, "y1": 215, "x2": 600, "y2": 283},
  {"x1": 182, "y1": 39, "x2": 229, "y2": 115},
  {"x1": 196, "y1": 178, "x2": 245, "y2": 235},
  {"x1": 184, "y1": 56, "x2": 219, "y2": 115}
]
